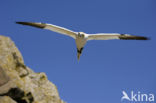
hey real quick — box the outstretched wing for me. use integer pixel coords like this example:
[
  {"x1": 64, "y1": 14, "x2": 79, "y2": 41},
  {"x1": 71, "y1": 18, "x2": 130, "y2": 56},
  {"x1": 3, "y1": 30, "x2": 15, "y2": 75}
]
[
  {"x1": 87, "y1": 33, "x2": 149, "y2": 41},
  {"x1": 16, "y1": 22, "x2": 77, "y2": 39}
]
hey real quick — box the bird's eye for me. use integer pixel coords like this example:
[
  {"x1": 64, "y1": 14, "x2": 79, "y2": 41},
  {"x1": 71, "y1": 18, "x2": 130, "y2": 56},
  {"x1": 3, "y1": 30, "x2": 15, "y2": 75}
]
[{"x1": 82, "y1": 35, "x2": 84, "y2": 37}]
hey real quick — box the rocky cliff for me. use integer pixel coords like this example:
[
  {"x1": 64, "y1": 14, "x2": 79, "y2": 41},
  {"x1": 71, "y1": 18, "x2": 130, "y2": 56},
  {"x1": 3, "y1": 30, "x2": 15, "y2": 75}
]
[{"x1": 0, "y1": 35, "x2": 64, "y2": 103}]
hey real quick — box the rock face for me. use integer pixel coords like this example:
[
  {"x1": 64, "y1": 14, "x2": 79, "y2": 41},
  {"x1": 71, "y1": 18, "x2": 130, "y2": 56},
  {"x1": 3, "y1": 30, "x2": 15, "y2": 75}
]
[{"x1": 0, "y1": 35, "x2": 64, "y2": 103}]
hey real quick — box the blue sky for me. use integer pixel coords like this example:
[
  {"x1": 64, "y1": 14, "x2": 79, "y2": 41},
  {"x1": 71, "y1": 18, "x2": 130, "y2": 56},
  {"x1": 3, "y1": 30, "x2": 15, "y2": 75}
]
[{"x1": 0, "y1": 0, "x2": 156, "y2": 103}]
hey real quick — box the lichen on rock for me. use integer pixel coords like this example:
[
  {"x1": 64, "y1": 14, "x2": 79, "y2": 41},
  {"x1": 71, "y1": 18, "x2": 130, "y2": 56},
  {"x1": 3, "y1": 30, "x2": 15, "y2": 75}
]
[{"x1": 0, "y1": 35, "x2": 64, "y2": 103}]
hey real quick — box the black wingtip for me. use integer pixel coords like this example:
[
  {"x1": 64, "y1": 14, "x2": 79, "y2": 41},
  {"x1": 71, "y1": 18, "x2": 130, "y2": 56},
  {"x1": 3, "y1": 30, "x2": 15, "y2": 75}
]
[
  {"x1": 119, "y1": 34, "x2": 150, "y2": 40},
  {"x1": 16, "y1": 21, "x2": 22, "y2": 24},
  {"x1": 15, "y1": 21, "x2": 46, "y2": 28},
  {"x1": 16, "y1": 21, "x2": 27, "y2": 25},
  {"x1": 134, "y1": 36, "x2": 150, "y2": 40},
  {"x1": 15, "y1": 21, "x2": 31, "y2": 25}
]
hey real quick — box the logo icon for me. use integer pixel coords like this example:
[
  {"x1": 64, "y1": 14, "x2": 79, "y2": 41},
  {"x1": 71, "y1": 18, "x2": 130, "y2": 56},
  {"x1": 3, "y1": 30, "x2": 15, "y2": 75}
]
[
  {"x1": 121, "y1": 91, "x2": 131, "y2": 101},
  {"x1": 121, "y1": 90, "x2": 154, "y2": 102}
]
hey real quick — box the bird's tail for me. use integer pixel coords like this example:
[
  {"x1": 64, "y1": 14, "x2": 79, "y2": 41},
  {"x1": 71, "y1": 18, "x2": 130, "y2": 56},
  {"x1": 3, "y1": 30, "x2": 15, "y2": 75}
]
[
  {"x1": 77, "y1": 47, "x2": 84, "y2": 61},
  {"x1": 77, "y1": 53, "x2": 81, "y2": 61}
]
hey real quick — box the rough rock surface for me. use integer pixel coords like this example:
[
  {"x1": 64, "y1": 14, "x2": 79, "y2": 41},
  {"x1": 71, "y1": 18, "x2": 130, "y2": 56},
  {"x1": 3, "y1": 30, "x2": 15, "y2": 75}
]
[{"x1": 0, "y1": 35, "x2": 64, "y2": 103}]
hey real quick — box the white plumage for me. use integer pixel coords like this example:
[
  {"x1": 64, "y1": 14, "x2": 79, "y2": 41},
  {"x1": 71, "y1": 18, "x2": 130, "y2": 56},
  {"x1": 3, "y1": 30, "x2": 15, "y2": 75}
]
[{"x1": 16, "y1": 22, "x2": 149, "y2": 60}]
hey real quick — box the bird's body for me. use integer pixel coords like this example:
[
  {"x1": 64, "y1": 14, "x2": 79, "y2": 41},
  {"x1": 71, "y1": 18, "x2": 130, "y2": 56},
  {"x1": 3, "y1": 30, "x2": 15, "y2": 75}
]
[
  {"x1": 75, "y1": 32, "x2": 87, "y2": 60},
  {"x1": 75, "y1": 32, "x2": 87, "y2": 49},
  {"x1": 16, "y1": 22, "x2": 149, "y2": 60}
]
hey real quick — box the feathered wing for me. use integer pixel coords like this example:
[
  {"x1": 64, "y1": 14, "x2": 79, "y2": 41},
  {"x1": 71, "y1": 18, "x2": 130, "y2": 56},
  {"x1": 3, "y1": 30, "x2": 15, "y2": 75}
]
[
  {"x1": 16, "y1": 22, "x2": 77, "y2": 39},
  {"x1": 87, "y1": 33, "x2": 149, "y2": 41}
]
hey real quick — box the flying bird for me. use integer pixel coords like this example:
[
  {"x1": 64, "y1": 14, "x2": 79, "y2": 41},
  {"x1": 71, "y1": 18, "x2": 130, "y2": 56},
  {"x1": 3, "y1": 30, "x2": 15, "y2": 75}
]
[{"x1": 16, "y1": 22, "x2": 149, "y2": 60}]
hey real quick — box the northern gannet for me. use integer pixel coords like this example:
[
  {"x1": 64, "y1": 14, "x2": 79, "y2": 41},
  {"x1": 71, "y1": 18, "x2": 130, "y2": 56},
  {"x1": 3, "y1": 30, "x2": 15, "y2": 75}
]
[{"x1": 16, "y1": 22, "x2": 149, "y2": 60}]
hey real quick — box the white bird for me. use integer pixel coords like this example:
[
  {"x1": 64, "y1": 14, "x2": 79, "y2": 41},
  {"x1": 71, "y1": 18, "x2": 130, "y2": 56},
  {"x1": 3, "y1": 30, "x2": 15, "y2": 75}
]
[
  {"x1": 16, "y1": 22, "x2": 149, "y2": 60},
  {"x1": 121, "y1": 91, "x2": 131, "y2": 101}
]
